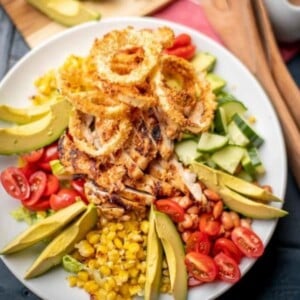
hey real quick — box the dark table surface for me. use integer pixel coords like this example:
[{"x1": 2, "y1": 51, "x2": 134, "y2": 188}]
[{"x1": 1, "y1": 5, "x2": 300, "y2": 300}]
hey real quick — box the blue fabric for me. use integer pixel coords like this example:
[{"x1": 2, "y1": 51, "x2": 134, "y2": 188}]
[{"x1": 0, "y1": 6, "x2": 300, "y2": 300}]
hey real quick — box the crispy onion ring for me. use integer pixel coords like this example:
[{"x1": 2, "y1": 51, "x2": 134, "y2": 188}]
[
  {"x1": 186, "y1": 79, "x2": 217, "y2": 133},
  {"x1": 97, "y1": 78, "x2": 157, "y2": 109},
  {"x1": 69, "y1": 109, "x2": 132, "y2": 158},
  {"x1": 57, "y1": 55, "x2": 130, "y2": 118},
  {"x1": 153, "y1": 55, "x2": 199, "y2": 126},
  {"x1": 90, "y1": 27, "x2": 163, "y2": 85}
]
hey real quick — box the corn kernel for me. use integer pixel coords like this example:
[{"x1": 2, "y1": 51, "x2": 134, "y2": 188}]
[
  {"x1": 106, "y1": 291, "x2": 117, "y2": 300},
  {"x1": 107, "y1": 231, "x2": 117, "y2": 241},
  {"x1": 113, "y1": 237, "x2": 123, "y2": 249},
  {"x1": 248, "y1": 115, "x2": 256, "y2": 124},
  {"x1": 116, "y1": 223, "x2": 124, "y2": 230},
  {"x1": 84, "y1": 280, "x2": 99, "y2": 293},
  {"x1": 137, "y1": 274, "x2": 146, "y2": 284},
  {"x1": 68, "y1": 275, "x2": 77, "y2": 287},
  {"x1": 115, "y1": 270, "x2": 128, "y2": 284},
  {"x1": 86, "y1": 231, "x2": 101, "y2": 244},
  {"x1": 97, "y1": 244, "x2": 108, "y2": 254},
  {"x1": 127, "y1": 242, "x2": 140, "y2": 253},
  {"x1": 87, "y1": 259, "x2": 98, "y2": 269},
  {"x1": 77, "y1": 271, "x2": 89, "y2": 282},
  {"x1": 104, "y1": 277, "x2": 116, "y2": 291},
  {"x1": 76, "y1": 279, "x2": 85, "y2": 288},
  {"x1": 99, "y1": 265, "x2": 111, "y2": 277},
  {"x1": 117, "y1": 230, "x2": 126, "y2": 239},
  {"x1": 140, "y1": 220, "x2": 149, "y2": 234},
  {"x1": 129, "y1": 285, "x2": 142, "y2": 296},
  {"x1": 128, "y1": 268, "x2": 139, "y2": 278},
  {"x1": 119, "y1": 285, "x2": 130, "y2": 297},
  {"x1": 76, "y1": 240, "x2": 95, "y2": 258}
]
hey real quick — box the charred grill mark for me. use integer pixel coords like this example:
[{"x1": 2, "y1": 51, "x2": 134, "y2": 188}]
[{"x1": 152, "y1": 124, "x2": 161, "y2": 142}]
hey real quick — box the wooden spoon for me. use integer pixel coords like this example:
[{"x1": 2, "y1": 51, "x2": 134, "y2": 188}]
[
  {"x1": 202, "y1": 0, "x2": 300, "y2": 188},
  {"x1": 252, "y1": 0, "x2": 300, "y2": 130}
]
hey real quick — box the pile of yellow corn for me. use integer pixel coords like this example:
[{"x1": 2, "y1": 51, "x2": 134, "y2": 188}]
[{"x1": 67, "y1": 215, "x2": 170, "y2": 300}]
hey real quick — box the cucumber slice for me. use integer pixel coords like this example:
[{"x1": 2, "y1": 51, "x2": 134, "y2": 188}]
[
  {"x1": 237, "y1": 170, "x2": 254, "y2": 182},
  {"x1": 218, "y1": 100, "x2": 247, "y2": 123},
  {"x1": 175, "y1": 139, "x2": 202, "y2": 166},
  {"x1": 248, "y1": 147, "x2": 265, "y2": 174},
  {"x1": 206, "y1": 73, "x2": 226, "y2": 93},
  {"x1": 197, "y1": 132, "x2": 228, "y2": 153},
  {"x1": 228, "y1": 121, "x2": 249, "y2": 146},
  {"x1": 214, "y1": 107, "x2": 228, "y2": 135},
  {"x1": 191, "y1": 52, "x2": 216, "y2": 73},
  {"x1": 181, "y1": 132, "x2": 198, "y2": 140},
  {"x1": 232, "y1": 113, "x2": 264, "y2": 147},
  {"x1": 211, "y1": 145, "x2": 245, "y2": 174},
  {"x1": 241, "y1": 153, "x2": 256, "y2": 178}
]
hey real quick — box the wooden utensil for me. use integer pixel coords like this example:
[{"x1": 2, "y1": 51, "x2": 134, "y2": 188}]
[
  {"x1": 253, "y1": 0, "x2": 300, "y2": 130},
  {"x1": 202, "y1": 0, "x2": 300, "y2": 188}
]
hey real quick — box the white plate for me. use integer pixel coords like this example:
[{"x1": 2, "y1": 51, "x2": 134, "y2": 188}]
[{"x1": 0, "y1": 17, "x2": 287, "y2": 300}]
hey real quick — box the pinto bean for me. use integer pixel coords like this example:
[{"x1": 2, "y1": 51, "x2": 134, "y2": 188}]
[
  {"x1": 203, "y1": 189, "x2": 221, "y2": 202},
  {"x1": 221, "y1": 211, "x2": 234, "y2": 230},
  {"x1": 213, "y1": 201, "x2": 223, "y2": 219}
]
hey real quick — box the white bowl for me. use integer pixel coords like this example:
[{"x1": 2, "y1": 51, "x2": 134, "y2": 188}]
[{"x1": 264, "y1": 0, "x2": 300, "y2": 42}]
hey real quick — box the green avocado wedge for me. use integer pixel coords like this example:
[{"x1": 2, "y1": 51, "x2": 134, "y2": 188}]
[
  {"x1": 0, "y1": 102, "x2": 52, "y2": 125},
  {"x1": 219, "y1": 187, "x2": 288, "y2": 219},
  {"x1": 154, "y1": 211, "x2": 187, "y2": 300},
  {"x1": 0, "y1": 99, "x2": 71, "y2": 155},
  {"x1": 26, "y1": 0, "x2": 100, "y2": 27},
  {"x1": 190, "y1": 162, "x2": 287, "y2": 219},
  {"x1": 144, "y1": 206, "x2": 163, "y2": 300},
  {"x1": 25, "y1": 204, "x2": 98, "y2": 279},
  {"x1": 190, "y1": 161, "x2": 282, "y2": 203},
  {"x1": 1, "y1": 201, "x2": 87, "y2": 255}
]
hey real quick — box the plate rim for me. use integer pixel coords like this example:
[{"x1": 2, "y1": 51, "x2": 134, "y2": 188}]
[{"x1": 0, "y1": 16, "x2": 287, "y2": 300}]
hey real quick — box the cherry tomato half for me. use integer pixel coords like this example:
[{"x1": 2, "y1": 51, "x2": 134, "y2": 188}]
[
  {"x1": 185, "y1": 252, "x2": 217, "y2": 283},
  {"x1": 43, "y1": 174, "x2": 60, "y2": 197},
  {"x1": 199, "y1": 213, "x2": 221, "y2": 236},
  {"x1": 214, "y1": 252, "x2": 241, "y2": 284},
  {"x1": 23, "y1": 171, "x2": 47, "y2": 206},
  {"x1": 39, "y1": 143, "x2": 59, "y2": 171},
  {"x1": 21, "y1": 148, "x2": 44, "y2": 163},
  {"x1": 23, "y1": 198, "x2": 51, "y2": 211},
  {"x1": 50, "y1": 188, "x2": 81, "y2": 211},
  {"x1": 213, "y1": 237, "x2": 243, "y2": 264},
  {"x1": 19, "y1": 163, "x2": 38, "y2": 179},
  {"x1": 186, "y1": 231, "x2": 211, "y2": 255},
  {"x1": 155, "y1": 199, "x2": 185, "y2": 222},
  {"x1": 71, "y1": 178, "x2": 88, "y2": 203},
  {"x1": 171, "y1": 33, "x2": 192, "y2": 49},
  {"x1": 231, "y1": 226, "x2": 264, "y2": 258},
  {"x1": 0, "y1": 167, "x2": 30, "y2": 200},
  {"x1": 165, "y1": 44, "x2": 196, "y2": 60}
]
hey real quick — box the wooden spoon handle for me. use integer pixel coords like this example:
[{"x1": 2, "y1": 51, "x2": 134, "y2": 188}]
[{"x1": 253, "y1": 0, "x2": 300, "y2": 130}]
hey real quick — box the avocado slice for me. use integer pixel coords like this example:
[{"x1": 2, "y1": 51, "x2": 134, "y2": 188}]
[
  {"x1": 1, "y1": 201, "x2": 87, "y2": 255},
  {"x1": 144, "y1": 206, "x2": 163, "y2": 300},
  {"x1": 0, "y1": 102, "x2": 53, "y2": 125},
  {"x1": 191, "y1": 52, "x2": 216, "y2": 73},
  {"x1": 190, "y1": 162, "x2": 282, "y2": 202},
  {"x1": 0, "y1": 99, "x2": 72, "y2": 155},
  {"x1": 154, "y1": 211, "x2": 187, "y2": 300},
  {"x1": 26, "y1": 0, "x2": 100, "y2": 27},
  {"x1": 205, "y1": 73, "x2": 226, "y2": 93},
  {"x1": 25, "y1": 204, "x2": 98, "y2": 279},
  {"x1": 219, "y1": 187, "x2": 288, "y2": 219}
]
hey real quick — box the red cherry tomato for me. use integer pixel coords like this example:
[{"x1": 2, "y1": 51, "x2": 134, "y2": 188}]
[
  {"x1": 165, "y1": 44, "x2": 196, "y2": 60},
  {"x1": 50, "y1": 188, "x2": 80, "y2": 211},
  {"x1": 0, "y1": 167, "x2": 30, "y2": 200},
  {"x1": 23, "y1": 198, "x2": 51, "y2": 211},
  {"x1": 43, "y1": 174, "x2": 60, "y2": 197},
  {"x1": 155, "y1": 199, "x2": 185, "y2": 222},
  {"x1": 199, "y1": 213, "x2": 221, "y2": 236},
  {"x1": 171, "y1": 33, "x2": 192, "y2": 49},
  {"x1": 214, "y1": 252, "x2": 241, "y2": 284},
  {"x1": 186, "y1": 231, "x2": 211, "y2": 255},
  {"x1": 71, "y1": 178, "x2": 88, "y2": 202},
  {"x1": 21, "y1": 148, "x2": 44, "y2": 163},
  {"x1": 185, "y1": 252, "x2": 218, "y2": 282},
  {"x1": 23, "y1": 171, "x2": 47, "y2": 206},
  {"x1": 231, "y1": 226, "x2": 264, "y2": 258},
  {"x1": 19, "y1": 163, "x2": 38, "y2": 179},
  {"x1": 213, "y1": 237, "x2": 243, "y2": 264},
  {"x1": 39, "y1": 143, "x2": 59, "y2": 171}
]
